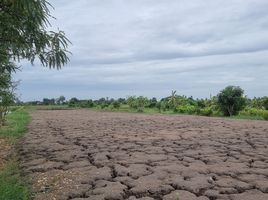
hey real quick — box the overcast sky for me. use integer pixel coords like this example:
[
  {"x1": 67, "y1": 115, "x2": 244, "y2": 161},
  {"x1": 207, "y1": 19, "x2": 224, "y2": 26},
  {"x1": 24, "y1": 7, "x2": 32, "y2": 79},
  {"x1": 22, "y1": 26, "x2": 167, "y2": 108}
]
[{"x1": 15, "y1": 0, "x2": 268, "y2": 101}]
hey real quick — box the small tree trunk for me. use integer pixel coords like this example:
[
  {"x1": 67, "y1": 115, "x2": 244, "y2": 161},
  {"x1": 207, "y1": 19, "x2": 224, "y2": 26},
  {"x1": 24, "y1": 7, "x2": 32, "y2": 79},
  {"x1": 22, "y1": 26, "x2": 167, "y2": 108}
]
[
  {"x1": 0, "y1": 111, "x2": 3, "y2": 127},
  {"x1": 227, "y1": 105, "x2": 234, "y2": 116}
]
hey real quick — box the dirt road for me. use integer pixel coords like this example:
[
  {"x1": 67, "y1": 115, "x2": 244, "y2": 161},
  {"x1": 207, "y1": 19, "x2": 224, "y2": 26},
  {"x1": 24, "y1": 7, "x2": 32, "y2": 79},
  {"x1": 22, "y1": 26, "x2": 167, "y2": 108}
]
[{"x1": 19, "y1": 110, "x2": 268, "y2": 200}]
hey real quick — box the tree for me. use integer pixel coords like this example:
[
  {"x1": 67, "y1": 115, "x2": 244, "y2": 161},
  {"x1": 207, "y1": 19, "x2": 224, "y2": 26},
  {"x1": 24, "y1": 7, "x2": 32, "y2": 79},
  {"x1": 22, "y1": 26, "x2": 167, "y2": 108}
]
[
  {"x1": 136, "y1": 96, "x2": 149, "y2": 112},
  {"x1": 127, "y1": 96, "x2": 137, "y2": 109},
  {"x1": 126, "y1": 96, "x2": 149, "y2": 112},
  {"x1": 56, "y1": 96, "x2": 66, "y2": 104},
  {"x1": 0, "y1": 0, "x2": 70, "y2": 71},
  {"x1": 168, "y1": 90, "x2": 177, "y2": 111},
  {"x1": 0, "y1": 71, "x2": 16, "y2": 126},
  {"x1": 217, "y1": 86, "x2": 246, "y2": 116},
  {"x1": 148, "y1": 97, "x2": 157, "y2": 108},
  {"x1": 68, "y1": 97, "x2": 79, "y2": 107},
  {"x1": 42, "y1": 98, "x2": 55, "y2": 105},
  {"x1": 118, "y1": 98, "x2": 126, "y2": 104},
  {"x1": 262, "y1": 97, "x2": 268, "y2": 110},
  {"x1": 0, "y1": 0, "x2": 70, "y2": 123}
]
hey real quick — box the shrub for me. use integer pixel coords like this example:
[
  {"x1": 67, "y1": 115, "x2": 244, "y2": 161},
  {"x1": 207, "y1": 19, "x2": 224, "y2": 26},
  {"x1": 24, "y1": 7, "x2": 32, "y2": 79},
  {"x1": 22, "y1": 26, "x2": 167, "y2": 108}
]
[
  {"x1": 262, "y1": 97, "x2": 268, "y2": 110},
  {"x1": 263, "y1": 112, "x2": 268, "y2": 120},
  {"x1": 126, "y1": 96, "x2": 149, "y2": 112},
  {"x1": 240, "y1": 108, "x2": 264, "y2": 116},
  {"x1": 68, "y1": 97, "x2": 79, "y2": 107},
  {"x1": 127, "y1": 96, "x2": 137, "y2": 109},
  {"x1": 200, "y1": 107, "x2": 213, "y2": 116},
  {"x1": 100, "y1": 103, "x2": 109, "y2": 109},
  {"x1": 136, "y1": 96, "x2": 149, "y2": 112},
  {"x1": 156, "y1": 102, "x2": 161, "y2": 111},
  {"x1": 176, "y1": 104, "x2": 196, "y2": 114},
  {"x1": 239, "y1": 107, "x2": 268, "y2": 120},
  {"x1": 160, "y1": 101, "x2": 168, "y2": 111},
  {"x1": 148, "y1": 97, "x2": 157, "y2": 108},
  {"x1": 112, "y1": 101, "x2": 120, "y2": 109},
  {"x1": 80, "y1": 100, "x2": 94, "y2": 108}
]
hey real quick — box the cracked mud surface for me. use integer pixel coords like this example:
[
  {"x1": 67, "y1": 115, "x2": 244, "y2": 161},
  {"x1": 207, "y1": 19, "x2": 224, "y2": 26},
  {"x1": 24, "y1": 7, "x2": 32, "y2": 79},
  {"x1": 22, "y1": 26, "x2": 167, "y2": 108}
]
[{"x1": 19, "y1": 110, "x2": 268, "y2": 200}]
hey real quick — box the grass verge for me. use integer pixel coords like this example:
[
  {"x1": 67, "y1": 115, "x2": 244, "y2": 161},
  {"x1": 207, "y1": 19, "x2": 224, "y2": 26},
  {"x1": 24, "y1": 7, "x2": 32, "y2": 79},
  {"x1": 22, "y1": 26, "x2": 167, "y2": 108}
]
[
  {"x1": 0, "y1": 159, "x2": 30, "y2": 200},
  {"x1": 0, "y1": 109, "x2": 31, "y2": 200},
  {"x1": 0, "y1": 110, "x2": 31, "y2": 144}
]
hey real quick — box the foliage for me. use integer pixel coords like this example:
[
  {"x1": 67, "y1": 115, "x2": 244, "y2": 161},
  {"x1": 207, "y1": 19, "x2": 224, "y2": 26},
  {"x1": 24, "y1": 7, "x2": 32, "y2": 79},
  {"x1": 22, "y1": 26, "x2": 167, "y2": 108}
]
[
  {"x1": 56, "y1": 96, "x2": 66, "y2": 105},
  {"x1": 68, "y1": 97, "x2": 79, "y2": 107},
  {"x1": 42, "y1": 98, "x2": 55, "y2": 105},
  {"x1": 136, "y1": 96, "x2": 149, "y2": 112},
  {"x1": 263, "y1": 112, "x2": 268, "y2": 120},
  {"x1": 126, "y1": 96, "x2": 149, "y2": 112},
  {"x1": 160, "y1": 101, "x2": 168, "y2": 111},
  {"x1": 80, "y1": 100, "x2": 94, "y2": 108},
  {"x1": 0, "y1": 71, "x2": 16, "y2": 126},
  {"x1": 176, "y1": 104, "x2": 196, "y2": 114},
  {"x1": 199, "y1": 107, "x2": 213, "y2": 116},
  {"x1": 148, "y1": 97, "x2": 157, "y2": 108},
  {"x1": 127, "y1": 96, "x2": 138, "y2": 109},
  {"x1": 111, "y1": 101, "x2": 120, "y2": 109},
  {"x1": 21, "y1": 86, "x2": 268, "y2": 121},
  {"x1": 168, "y1": 90, "x2": 177, "y2": 110},
  {"x1": 217, "y1": 86, "x2": 246, "y2": 116},
  {"x1": 0, "y1": 0, "x2": 70, "y2": 124},
  {"x1": 0, "y1": 0, "x2": 70, "y2": 71},
  {"x1": 239, "y1": 107, "x2": 268, "y2": 120},
  {"x1": 262, "y1": 97, "x2": 268, "y2": 110}
]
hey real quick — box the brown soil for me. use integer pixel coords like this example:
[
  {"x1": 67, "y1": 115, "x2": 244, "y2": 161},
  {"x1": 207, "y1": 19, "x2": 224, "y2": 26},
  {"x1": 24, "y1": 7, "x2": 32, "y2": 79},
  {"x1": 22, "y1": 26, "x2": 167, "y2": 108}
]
[{"x1": 19, "y1": 110, "x2": 268, "y2": 200}]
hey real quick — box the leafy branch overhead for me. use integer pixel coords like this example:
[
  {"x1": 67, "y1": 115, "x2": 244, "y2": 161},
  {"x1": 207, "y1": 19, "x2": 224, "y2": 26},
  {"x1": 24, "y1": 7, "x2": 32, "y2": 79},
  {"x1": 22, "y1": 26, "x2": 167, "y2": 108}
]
[
  {"x1": 0, "y1": 0, "x2": 71, "y2": 70},
  {"x1": 0, "y1": 0, "x2": 70, "y2": 125}
]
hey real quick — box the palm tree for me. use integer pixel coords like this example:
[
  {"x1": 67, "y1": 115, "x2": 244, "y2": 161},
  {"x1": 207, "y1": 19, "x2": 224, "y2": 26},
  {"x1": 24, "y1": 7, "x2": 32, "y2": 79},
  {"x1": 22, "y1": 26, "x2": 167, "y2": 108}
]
[{"x1": 168, "y1": 90, "x2": 177, "y2": 110}]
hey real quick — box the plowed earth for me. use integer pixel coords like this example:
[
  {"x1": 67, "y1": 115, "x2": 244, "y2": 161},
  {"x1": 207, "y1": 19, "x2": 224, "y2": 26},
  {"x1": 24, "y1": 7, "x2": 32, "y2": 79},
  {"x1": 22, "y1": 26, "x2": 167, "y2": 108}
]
[{"x1": 19, "y1": 110, "x2": 268, "y2": 200}]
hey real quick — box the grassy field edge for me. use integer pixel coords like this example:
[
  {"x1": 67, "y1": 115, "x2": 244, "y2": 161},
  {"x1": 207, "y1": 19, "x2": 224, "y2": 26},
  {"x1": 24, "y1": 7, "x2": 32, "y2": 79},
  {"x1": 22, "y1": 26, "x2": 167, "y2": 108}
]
[{"x1": 0, "y1": 109, "x2": 31, "y2": 200}]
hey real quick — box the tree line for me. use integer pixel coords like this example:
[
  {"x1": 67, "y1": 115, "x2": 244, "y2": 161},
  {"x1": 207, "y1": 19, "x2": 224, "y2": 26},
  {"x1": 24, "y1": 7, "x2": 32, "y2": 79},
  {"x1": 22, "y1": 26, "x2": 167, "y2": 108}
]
[{"x1": 24, "y1": 86, "x2": 268, "y2": 120}]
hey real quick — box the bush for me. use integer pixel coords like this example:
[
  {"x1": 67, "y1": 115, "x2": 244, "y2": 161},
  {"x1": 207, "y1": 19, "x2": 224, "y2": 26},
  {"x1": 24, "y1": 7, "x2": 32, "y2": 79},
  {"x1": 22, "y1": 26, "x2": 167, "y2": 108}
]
[
  {"x1": 263, "y1": 112, "x2": 268, "y2": 120},
  {"x1": 80, "y1": 100, "x2": 94, "y2": 108},
  {"x1": 68, "y1": 97, "x2": 79, "y2": 107},
  {"x1": 240, "y1": 108, "x2": 264, "y2": 116},
  {"x1": 200, "y1": 107, "x2": 213, "y2": 116},
  {"x1": 112, "y1": 101, "x2": 120, "y2": 109},
  {"x1": 127, "y1": 96, "x2": 137, "y2": 109},
  {"x1": 127, "y1": 96, "x2": 149, "y2": 112},
  {"x1": 262, "y1": 97, "x2": 268, "y2": 110},
  {"x1": 160, "y1": 101, "x2": 168, "y2": 111},
  {"x1": 100, "y1": 103, "x2": 109, "y2": 109},
  {"x1": 239, "y1": 107, "x2": 268, "y2": 120},
  {"x1": 176, "y1": 104, "x2": 196, "y2": 114}
]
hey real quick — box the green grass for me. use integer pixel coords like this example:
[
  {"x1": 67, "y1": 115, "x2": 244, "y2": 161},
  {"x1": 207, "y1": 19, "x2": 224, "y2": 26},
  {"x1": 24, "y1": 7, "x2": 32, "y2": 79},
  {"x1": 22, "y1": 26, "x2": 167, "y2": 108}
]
[
  {"x1": 0, "y1": 109, "x2": 31, "y2": 200},
  {"x1": 0, "y1": 110, "x2": 31, "y2": 144},
  {"x1": 35, "y1": 105, "x2": 70, "y2": 110},
  {"x1": 0, "y1": 160, "x2": 30, "y2": 200},
  {"x1": 230, "y1": 115, "x2": 265, "y2": 121}
]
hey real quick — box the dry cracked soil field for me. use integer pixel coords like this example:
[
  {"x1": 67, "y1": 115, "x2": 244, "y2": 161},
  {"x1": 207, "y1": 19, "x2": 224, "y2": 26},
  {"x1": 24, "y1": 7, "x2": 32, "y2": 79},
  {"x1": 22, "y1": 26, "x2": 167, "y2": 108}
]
[{"x1": 18, "y1": 109, "x2": 268, "y2": 200}]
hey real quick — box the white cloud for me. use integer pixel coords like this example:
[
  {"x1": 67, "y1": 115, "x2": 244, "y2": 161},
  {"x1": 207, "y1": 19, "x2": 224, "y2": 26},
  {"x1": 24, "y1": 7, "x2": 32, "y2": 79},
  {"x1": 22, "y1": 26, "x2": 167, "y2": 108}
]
[{"x1": 14, "y1": 0, "x2": 268, "y2": 100}]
